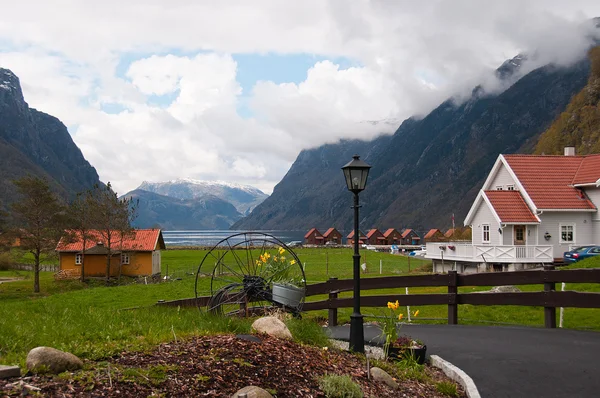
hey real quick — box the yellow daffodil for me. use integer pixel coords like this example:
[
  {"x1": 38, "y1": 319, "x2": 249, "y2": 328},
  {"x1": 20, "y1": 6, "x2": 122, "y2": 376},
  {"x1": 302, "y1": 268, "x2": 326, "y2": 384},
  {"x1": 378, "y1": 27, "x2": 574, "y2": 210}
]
[
  {"x1": 263, "y1": 252, "x2": 271, "y2": 260},
  {"x1": 394, "y1": 300, "x2": 400, "y2": 310},
  {"x1": 278, "y1": 247, "x2": 286, "y2": 255},
  {"x1": 387, "y1": 302, "x2": 394, "y2": 309},
  {"x1": 398, "y1": 313, "x2": 404, "y2": 320},
  {"x1": 280, "y1": 256, "x2": 286, "y2": 261},
  {"x1": 413, "y1": 310, "x2": 420, "y2": 317},
  {"x1": 290, "y1": 259, "x2": 296, "y2": 265},
  {"x1": 273, "y1": 256, "x2": 278, "y2": 262}
]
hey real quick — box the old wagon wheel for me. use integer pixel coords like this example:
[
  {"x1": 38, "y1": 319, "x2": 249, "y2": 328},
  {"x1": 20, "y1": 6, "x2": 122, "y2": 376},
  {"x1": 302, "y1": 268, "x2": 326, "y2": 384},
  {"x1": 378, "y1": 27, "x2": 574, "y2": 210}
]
[{"x1": 194, "y1": 232, "x2": 306, "y2": 317}]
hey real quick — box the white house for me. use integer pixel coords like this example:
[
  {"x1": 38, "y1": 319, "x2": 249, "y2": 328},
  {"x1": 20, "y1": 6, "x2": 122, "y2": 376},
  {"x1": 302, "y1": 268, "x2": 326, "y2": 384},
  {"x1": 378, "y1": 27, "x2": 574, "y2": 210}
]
[{"x1": 427, "y1": 147, "x2": 600, "y2": 273}]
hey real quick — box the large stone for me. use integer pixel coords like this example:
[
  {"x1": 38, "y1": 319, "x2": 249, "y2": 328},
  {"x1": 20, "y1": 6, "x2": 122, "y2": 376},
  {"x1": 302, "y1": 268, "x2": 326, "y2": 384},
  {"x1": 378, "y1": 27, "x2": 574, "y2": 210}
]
[
  {"x1": 251, "y1": 316, "x2": 292, "y2": 340},
  {"x1": 232, "y1": 385, "x2": 274, "y2": 398},
  {"x1": 0, "y1": 365, "x2": 21, "y2": 379},
  {"x1": 26, "y1": 347, "x2": 83, "y2": 374},
  {"x1": 370, "y1": 367, "x2": 399, "y2": 389}
]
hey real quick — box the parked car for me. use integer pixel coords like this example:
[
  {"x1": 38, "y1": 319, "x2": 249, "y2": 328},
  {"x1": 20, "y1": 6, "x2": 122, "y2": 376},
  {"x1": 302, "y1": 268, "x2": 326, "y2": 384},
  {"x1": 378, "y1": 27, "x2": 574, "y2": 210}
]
[
  {"x1": 286, "y1": 241, "x2": 303, "y2": 248},
  {"x1": 409, "y1": 250, "x2": 427, "y2": 257},
  {"x1": 563, "y1": 246, "x2": 600, "y2": 263}
]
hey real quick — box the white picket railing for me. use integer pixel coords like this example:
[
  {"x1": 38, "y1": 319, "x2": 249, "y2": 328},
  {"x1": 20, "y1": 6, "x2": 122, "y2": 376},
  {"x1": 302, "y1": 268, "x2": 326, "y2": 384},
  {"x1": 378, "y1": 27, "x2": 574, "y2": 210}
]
[{"x1": 425, "y1": 242, "x2": 553, "y2": 263}]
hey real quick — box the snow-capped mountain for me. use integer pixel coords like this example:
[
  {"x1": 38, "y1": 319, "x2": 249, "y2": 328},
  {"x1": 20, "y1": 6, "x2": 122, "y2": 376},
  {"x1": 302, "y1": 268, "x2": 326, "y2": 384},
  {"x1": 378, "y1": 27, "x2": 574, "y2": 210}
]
[{"x1": 137, "y1": 178, "x2": 268, "y2": 215}]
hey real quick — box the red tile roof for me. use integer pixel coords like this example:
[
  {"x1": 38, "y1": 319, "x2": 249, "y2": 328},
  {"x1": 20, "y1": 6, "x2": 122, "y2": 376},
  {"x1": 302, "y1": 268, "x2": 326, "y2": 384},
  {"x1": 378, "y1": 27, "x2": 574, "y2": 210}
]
[
  {"x1": 304, "y1": 228, "x2": 322, "y2": 239},
  {"x1": 366, "y1": 229, "x2": 381, "y2": 238},
  {"x1": 56, "y1": 229, "x2": 164, "y2": 252},
  {"x1": 484, "y1": 190, "x2": 539, "y2": 223},
  {"x1": 573, "y1": 154, "x2": 600, "y2": 185},
  {"x1": 347, "y1": 230, "x2": 366, "y2": 239},
  {"x1": 504, "y1": 155, "x2": 596, "y2": 210},
  {"x1": 444, "y1": 229, "x2": 455, "y2": 238},
  {"x1": 424, "y1": 229, "x2": 442, "y2": 239},
  {"x1": 401, "y1": 229, "x2": 415, "y2": 238},
  {"x1": 383, "y1": 228, "x2": 399, "y2": 237}
]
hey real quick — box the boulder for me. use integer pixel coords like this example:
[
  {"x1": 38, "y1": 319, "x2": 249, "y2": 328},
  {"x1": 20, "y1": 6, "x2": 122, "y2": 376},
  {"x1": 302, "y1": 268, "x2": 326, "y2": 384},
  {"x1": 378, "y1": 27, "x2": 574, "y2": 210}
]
[
  {"x1": 232, "y1": 385, "x2": 274, "y2": 398},
  {"x1": 26, "y1": 347, "x2": 83, "y2": 374},
  {"x1": 251, "y1": 316, "x2": 292, "y2": 340},
  {"x1": 370, "y1": 367, "x2": 399, "y2": 389},
  {"x1": 0, "y1": 365, "x2": 21, "y2": 379}
]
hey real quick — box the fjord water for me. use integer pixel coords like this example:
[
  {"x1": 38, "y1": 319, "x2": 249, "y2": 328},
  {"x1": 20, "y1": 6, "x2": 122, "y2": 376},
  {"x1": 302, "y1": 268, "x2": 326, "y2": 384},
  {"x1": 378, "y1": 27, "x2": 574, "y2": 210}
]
[{"x1": 162, "y1": 230, "x2": 307, "y2": 247}]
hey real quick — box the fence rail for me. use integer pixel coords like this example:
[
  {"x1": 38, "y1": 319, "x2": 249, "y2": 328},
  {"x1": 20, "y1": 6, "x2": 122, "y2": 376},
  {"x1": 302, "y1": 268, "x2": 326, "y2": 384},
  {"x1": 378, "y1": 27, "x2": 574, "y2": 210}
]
[
  {"x1": 156, "y1": 267, "x2": 600, "y2": 329},
  {"x1": 10, "y1": 263, "x2": 60, "y2": 272}
]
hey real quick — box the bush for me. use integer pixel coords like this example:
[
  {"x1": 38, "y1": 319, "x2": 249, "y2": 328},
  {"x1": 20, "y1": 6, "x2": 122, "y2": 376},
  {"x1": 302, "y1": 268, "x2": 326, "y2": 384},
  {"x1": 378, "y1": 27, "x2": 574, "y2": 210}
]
[
  {"x1": 318, "y1": 374, "x2": 363, "y2": 398},
  {"x1": 436, "y1": 380, "x2": 459, "y2": 397},
  {"x1": 0, "y1": 252, "x2": 14, "y2": 270},
  {"x1": 286, "y1": 318, "x2": 331, "y2": 347}
]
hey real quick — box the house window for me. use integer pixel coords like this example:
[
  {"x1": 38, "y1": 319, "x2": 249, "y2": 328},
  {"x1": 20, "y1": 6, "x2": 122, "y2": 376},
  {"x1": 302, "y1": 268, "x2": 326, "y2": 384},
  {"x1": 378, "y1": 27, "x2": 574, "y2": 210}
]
[
  {"x1": 560, "y1": 224, "x2": 575, "y2": 243},
  {"x1": 496, "y1": 186, "x2": 503, "y2": 190},
  {"x1": 507, "y1": 185, "x2": 515, "y2": 191},
  {"x1": 482, "y1": 224, "x2": 490, "y2": 243},
  {"x1": 121, "y1": 253, "x2": 130, "y2": 265},
  {"x1": 75, "y1": 253, "x2": 82, "y2": 265}
]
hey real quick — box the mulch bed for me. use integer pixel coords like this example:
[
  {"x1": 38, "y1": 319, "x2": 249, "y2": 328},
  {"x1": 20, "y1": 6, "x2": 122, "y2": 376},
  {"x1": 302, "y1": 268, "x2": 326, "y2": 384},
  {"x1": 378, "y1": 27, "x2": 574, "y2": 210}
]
[{"x1": 1, "y1": 335, "x2": 465, "y2": 397}]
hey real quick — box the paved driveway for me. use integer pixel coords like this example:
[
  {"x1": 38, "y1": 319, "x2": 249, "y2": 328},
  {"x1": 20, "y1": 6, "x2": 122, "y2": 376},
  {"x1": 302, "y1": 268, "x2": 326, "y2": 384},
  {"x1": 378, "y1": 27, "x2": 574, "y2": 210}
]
[{"x1": 327, "y1": 324, "x2": 600, "y2": 398}]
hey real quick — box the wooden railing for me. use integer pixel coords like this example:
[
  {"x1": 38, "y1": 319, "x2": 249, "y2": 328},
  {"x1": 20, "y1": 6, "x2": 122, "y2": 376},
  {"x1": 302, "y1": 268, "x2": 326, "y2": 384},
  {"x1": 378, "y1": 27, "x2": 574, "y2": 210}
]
[{"x1": 156, "y1": 267, "x2": 600, "y2": 329}]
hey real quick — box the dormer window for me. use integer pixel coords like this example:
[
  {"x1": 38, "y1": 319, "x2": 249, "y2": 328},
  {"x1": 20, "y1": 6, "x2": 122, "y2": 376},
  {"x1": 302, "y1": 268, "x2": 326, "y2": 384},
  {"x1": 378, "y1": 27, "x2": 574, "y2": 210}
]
[
  {"x1": 496, "y1": 186, "x2": 503, "y2": 191},
  {"x1": 507, "y1": 185, "x2": 515, "y2": 191}
]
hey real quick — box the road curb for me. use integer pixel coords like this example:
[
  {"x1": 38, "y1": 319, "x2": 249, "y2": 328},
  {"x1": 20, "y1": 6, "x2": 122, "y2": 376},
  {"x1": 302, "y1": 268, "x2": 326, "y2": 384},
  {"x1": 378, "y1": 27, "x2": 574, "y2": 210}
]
[{"x1": 430, "y1": 355, "x2": 481, "y2": 398}]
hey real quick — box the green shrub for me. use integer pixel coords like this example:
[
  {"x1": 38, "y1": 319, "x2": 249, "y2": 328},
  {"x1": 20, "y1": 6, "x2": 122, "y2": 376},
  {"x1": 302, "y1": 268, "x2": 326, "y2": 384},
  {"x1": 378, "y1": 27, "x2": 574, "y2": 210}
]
[
  {"x1": 318, "y1": 374, "x2": 363, "y2": 398},
  {"x1": 0, "y1": 252, "x2": 13, "y2": 270},
  {"x1": 286, "y1": 318, "x2": 330, "y2": 347},
  {"x1": 436, "y1": 380, "x2": 459, "y2": 397}
]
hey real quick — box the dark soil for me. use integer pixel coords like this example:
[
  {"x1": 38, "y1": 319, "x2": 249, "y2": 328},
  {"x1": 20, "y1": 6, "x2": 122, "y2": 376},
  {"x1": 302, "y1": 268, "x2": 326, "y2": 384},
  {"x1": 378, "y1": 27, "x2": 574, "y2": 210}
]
[{"x1": 1, "y1": 335, "x2": 465, "y2": 397}]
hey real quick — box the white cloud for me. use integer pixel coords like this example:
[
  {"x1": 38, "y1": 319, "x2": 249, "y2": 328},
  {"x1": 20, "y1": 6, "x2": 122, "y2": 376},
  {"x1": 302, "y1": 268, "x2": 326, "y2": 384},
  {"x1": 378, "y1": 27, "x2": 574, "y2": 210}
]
[{"x1": 1, "y1": 0, "x2": 600, "y2": 195}]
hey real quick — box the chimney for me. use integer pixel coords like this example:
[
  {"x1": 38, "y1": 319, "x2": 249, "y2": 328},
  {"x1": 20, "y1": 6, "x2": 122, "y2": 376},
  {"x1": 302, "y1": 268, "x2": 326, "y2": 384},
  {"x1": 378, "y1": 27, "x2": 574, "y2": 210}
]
[{"x1": 564, "y1": 146, "x2": 575, "y2": 156}]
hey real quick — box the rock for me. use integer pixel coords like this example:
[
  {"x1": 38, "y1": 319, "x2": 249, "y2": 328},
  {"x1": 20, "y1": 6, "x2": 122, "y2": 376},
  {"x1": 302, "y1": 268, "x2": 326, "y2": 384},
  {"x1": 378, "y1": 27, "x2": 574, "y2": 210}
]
[
  {"x1": 370, "y1": 367, "x2": 399, "y2": 389},
  {"x1": 489, "y1": 285, "x2": 521, "y2": 293},
  {"x1": 26, "y1": 347, "x2": 83, "y2": 374},
  {"x1": 232, "y1": 385, "x2": 274, "y2": 397},
  {"x1": 0, "y1": 365, "x2": 21, "y2": 379},
  {"x1": 251, "y1": 316, "x2": 292, "y2": 340}
]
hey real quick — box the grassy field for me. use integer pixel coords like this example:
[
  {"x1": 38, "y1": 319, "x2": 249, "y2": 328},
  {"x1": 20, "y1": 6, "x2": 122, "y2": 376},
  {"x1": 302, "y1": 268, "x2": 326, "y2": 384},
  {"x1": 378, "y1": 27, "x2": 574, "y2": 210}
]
[{"x1": 1, "y1": 247, "x2": 599, "y2": 368}]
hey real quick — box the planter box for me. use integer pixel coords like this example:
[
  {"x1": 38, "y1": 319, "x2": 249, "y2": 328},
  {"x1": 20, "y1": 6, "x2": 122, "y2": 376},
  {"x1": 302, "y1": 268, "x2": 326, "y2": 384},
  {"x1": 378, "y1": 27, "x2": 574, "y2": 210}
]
[
  {"x1": 272, "y1": 283, "x2": 305, "y2": 309},
  {"x1": 387, "y1": 345, "x2": 427, "y2": 365}
]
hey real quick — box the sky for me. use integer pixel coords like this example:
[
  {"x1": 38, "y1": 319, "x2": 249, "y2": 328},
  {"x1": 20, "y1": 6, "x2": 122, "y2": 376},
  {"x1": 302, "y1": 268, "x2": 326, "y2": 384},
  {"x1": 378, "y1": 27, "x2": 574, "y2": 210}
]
[{"x1": 1, "y1": 1, "x2": 600, "y2": 195}]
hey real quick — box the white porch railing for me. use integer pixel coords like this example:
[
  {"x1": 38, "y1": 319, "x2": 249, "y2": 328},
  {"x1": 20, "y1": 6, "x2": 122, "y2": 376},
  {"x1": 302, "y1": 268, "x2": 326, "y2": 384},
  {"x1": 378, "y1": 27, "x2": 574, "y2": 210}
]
[{"x1": 425, "y1": 242, "x2": 553, "y2": 263}]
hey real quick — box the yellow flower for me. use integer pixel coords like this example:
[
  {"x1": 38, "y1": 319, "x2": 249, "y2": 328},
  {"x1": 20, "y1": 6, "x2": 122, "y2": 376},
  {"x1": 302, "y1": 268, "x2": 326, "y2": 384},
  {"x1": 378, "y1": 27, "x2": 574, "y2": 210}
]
[
  {"x1": 280, "y1": 256, "x2": 286, "y2": 262},
  {"x1": 398, "y1": 313, "x2": 404, "y2": 320},
  {"x1": 273, "y1": 256, "x2": 278, "y2": 262},
  {"x1": 394, "y1": 300, "x2": 400, "y2": 310},
  {"x1": 256, "y1": 259, "x2": 261, "y2": 266},
  {"x1": 278, "y1": 247, "x2": 286, "y2": 255},
  {"x1": 413, "y1": 310, "x2": 420, "y2": 317},
  {"x1": 263, "y1": 252, "x2": 271, "y2": 260},
  {"x1": 387, "y1": 302, "x2": 394, "y2": 309},
  {"x1": 290, "y1": 259, "x2": 296, "y2": 265}
]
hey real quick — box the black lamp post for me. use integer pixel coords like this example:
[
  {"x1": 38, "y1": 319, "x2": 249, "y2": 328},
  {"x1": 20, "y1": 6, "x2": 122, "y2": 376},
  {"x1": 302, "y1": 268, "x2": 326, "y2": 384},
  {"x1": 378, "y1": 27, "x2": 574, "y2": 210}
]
[{"x1": 341, "y1": 154, "x2": 371, "y2": 353}]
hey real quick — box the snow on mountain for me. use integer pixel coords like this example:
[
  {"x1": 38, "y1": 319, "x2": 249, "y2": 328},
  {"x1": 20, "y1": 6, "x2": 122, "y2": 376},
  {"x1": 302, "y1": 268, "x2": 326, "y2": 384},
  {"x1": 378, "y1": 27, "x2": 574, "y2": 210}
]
[{"x1": 137, "y1": 178, "x2": 269, "y2": 216}]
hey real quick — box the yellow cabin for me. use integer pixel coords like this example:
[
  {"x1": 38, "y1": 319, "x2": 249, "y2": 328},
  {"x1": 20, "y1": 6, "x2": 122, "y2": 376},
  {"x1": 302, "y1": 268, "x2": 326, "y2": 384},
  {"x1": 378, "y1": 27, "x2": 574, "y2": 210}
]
[{"x1": 56, "y1": 229, "x2": 165, "y2": 277}]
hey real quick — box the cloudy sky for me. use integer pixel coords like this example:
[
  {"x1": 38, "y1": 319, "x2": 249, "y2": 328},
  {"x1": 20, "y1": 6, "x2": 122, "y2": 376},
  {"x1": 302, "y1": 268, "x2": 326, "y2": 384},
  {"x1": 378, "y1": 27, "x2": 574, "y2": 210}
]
[{"x1": 1, "y1": 1, "x2": 600, "y2": 195}]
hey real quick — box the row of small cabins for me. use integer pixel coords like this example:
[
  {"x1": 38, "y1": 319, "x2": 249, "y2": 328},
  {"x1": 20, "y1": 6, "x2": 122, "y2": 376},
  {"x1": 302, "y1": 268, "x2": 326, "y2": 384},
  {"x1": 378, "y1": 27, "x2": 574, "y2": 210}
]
[{"x1": 304, "y1": 227, "x2": 464, "y2": 246}]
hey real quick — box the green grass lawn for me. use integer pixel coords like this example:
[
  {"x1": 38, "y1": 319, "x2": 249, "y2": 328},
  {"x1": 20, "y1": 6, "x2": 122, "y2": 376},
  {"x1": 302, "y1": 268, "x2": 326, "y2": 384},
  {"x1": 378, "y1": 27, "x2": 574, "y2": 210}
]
[{"x1": 1, "y1": 247, "x2": 598, "y2": 367}]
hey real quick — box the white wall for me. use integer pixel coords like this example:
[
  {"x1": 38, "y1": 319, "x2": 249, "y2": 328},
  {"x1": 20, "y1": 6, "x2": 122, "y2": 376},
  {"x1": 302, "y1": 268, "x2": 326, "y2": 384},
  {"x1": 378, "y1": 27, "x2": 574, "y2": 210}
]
[
  {"x1": 488, "y1": 164, "x2": 517, "y2": 190},
  {"x1": 585, "y1": 187, "x2": 600, "y2": 221},
  {"x1": 470, "y1": 200, "x2": 500, "y2": 245},
  {"x1": 537, "y1": 212, "x2": 596, "y2": 257}
]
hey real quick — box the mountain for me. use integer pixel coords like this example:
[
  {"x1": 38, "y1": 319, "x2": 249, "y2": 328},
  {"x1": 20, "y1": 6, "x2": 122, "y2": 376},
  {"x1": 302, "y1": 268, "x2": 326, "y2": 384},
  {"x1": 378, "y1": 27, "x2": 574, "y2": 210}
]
[
  {"x1": 233, "y1": 51, "x2": 593, "y2": 232},
  {"x1": 0, "y1": 68, "x2": 101, "y2": 209},
  {"x1": 125, "y1": 189, "x2": 242, "y2": 230},
  {"x1": 137, "y1": 178, "x2": 268, "y2": 215},
  {"x1": 535, "y1": 46, "x2": 600, "y2": 155}
]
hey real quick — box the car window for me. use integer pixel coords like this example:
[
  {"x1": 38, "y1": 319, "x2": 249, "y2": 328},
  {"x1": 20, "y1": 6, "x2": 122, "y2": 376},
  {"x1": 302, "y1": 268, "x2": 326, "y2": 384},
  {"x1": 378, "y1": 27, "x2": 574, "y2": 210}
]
[
  {"x1": 574, "y1": 247, "x2": 590, "y2": 253},
  {"x1": 591, "y1": 247, "x2": 600, "y2": 254}
]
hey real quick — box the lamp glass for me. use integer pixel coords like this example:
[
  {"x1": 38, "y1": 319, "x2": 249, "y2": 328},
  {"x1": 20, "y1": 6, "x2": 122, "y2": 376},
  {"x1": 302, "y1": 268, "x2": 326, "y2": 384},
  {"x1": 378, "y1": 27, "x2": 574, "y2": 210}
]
[{"x1": 342, "y1": 155, "x2": 371, "y2": 192}]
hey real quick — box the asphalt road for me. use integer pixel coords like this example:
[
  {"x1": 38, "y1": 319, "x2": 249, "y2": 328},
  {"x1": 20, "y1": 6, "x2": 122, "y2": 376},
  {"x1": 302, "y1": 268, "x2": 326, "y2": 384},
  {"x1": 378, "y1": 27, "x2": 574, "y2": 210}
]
[{"x1": 327, "y1": 324, "x2": 600, "y2": 398}]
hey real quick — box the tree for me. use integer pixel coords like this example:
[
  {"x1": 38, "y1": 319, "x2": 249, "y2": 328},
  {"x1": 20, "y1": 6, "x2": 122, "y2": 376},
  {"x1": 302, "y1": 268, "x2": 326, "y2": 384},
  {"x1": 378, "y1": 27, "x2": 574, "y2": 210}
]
[
  {"x1": 66, "y1": 190, "x2": 96, "y2": 283},
  {"x1": 11, "y1": 176, "x2": 66, "y2": 293},
  {"x1": 88, "y1": 182, "x2": 137, "y2": 284}
]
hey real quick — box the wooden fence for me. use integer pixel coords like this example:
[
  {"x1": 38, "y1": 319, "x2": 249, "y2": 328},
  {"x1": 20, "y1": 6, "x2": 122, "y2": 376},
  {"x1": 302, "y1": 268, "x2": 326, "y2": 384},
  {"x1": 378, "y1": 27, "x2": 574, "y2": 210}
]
[{"x1": 156, "y1": 267, "x2": 600, "y2": 329}]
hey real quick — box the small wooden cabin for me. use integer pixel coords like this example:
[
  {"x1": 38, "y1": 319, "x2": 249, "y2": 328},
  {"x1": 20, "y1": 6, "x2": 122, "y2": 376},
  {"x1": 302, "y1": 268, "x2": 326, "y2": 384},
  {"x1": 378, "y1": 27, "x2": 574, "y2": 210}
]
[
  {"x1": 323, "y1": 228, "x2": 343, "y2": 245},
  {"x1": 304, "y1": 228, "x2": 325, "y2": 245}
]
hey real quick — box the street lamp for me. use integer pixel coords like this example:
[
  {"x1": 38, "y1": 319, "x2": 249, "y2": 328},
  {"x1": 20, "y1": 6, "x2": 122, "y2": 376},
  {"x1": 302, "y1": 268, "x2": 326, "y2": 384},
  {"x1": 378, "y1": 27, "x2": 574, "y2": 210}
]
[{"x1": 341, "y1": 154, "x2": 371, "y2": 353}]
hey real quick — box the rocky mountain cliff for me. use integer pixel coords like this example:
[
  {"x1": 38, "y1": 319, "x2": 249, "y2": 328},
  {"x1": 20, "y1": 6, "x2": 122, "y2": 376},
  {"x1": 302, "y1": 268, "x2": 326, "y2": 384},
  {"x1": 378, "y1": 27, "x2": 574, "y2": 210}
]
[
  {"x1": 0, "y1": 68, "x2": 101, "y2": 209},
  {"x1": 124, "y1": 189, "x2": 242, "y2": 230},
  {"x1": 138, "y1": 179, "x2": 268, "y2": 216},
  {"x1": 233, "y1": 53, "x2": 593, "y2": 232}
]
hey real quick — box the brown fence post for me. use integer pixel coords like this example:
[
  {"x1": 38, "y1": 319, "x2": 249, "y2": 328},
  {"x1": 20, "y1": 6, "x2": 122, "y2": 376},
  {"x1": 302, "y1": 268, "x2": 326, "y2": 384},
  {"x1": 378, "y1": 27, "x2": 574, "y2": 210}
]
[
  {"x1": 448, "y1": 270, "x2": 458, "y2": 325},
  {"x1": 328, "y1": 277, "x2": 338, "y2": 327},
  {"x1": 544, "y1": 265, "x2": 556, "y2": 328}
]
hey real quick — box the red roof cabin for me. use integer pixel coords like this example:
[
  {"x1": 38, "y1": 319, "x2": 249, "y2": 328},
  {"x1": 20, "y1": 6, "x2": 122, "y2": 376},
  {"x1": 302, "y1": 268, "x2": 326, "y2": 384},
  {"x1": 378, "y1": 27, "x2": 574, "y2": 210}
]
[
  {"x1": 424, "y1": 228, "x2": 444, "y2": 242},
  {"x1": 366, "y1": 229, "x2": 386, "y2": 245},
  {"x1": 347, "y1": 230, "x2": 366, "y2": 245},
  {"x1": 323, "y1": 228, "x2": 343, "y2": 245},
  {"x1": 401, "y1": 229, "x2": 421, "y2": 245},
  {"x1": 383, "y1": 228, "x2": 402, "y2": 245},
  {"x1": 304, "y1": 228, "x2": 325, "y2": 245}
]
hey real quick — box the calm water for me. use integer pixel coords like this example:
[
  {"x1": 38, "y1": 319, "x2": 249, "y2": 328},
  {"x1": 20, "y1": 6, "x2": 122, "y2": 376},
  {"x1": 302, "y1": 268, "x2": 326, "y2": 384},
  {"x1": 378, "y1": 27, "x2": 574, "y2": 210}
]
[{"x1": 162, "y1": 230, "x2": 307, "y2": 248}]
